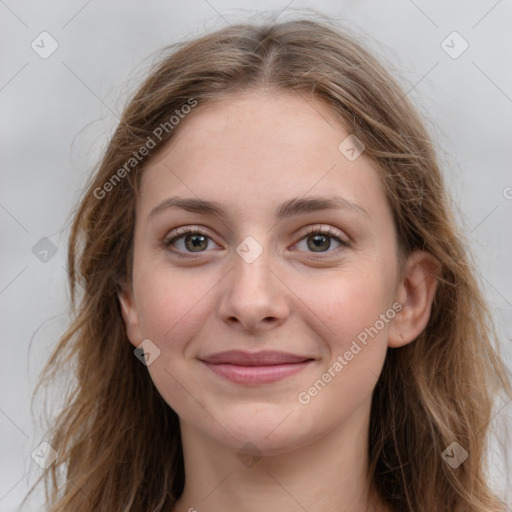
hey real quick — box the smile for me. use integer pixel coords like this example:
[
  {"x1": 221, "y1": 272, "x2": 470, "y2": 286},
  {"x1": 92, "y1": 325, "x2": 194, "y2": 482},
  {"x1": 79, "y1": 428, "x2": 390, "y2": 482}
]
[{"x1": 199, "y1": 350, "x2": 315, "y2": 385}]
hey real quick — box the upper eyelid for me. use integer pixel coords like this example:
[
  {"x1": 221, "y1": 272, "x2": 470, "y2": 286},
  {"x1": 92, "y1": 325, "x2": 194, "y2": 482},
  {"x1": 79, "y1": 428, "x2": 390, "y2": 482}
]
[{"x1": 300, "y1": 225, "x2": 347, "y2": 240}]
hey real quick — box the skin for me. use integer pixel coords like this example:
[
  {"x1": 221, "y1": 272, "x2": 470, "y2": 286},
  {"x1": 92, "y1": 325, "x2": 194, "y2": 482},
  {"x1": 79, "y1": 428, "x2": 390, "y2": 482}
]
[{"x1": 118, "y1": 89, "x2": 439, "y2": 512}]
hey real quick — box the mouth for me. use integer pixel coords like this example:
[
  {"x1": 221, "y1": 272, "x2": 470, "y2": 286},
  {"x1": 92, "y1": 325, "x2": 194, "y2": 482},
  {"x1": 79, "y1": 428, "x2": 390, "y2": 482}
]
[{"x1": 198, "y1": 350, "x2": 315, "y2": 385}]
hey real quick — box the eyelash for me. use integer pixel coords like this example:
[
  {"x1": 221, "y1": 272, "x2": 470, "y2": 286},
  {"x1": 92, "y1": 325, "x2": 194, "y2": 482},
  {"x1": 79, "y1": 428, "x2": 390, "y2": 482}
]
[{"x1": 163, "y1": 225, "x2": 350, "y2": 259}]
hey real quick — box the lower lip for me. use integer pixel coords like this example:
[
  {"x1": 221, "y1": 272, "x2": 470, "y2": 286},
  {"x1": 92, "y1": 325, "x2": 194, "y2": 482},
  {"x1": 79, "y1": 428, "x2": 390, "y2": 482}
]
[{"x1": 202, "y1": 361, "x2": 313, "y2": 384}]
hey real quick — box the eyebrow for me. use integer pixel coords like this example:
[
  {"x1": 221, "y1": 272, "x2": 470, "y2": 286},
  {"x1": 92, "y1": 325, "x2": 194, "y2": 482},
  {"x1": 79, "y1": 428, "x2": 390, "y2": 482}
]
[{"x1": 148, "y1": 195, "x2": 369, "y2": 222}]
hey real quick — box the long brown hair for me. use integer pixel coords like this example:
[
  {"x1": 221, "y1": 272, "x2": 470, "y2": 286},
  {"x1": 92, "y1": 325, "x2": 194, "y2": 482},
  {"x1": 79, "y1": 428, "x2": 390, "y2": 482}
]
[{"x1": 25, "y1": 16, "x2": 511, "y2": 512}]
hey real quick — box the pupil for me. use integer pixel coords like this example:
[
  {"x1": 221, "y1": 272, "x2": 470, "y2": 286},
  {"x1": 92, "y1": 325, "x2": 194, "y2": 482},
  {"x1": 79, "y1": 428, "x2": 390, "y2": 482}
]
[
  {"x1": 309, "y1": 234, "x2": 330, "y2": 252},
  {"x1": 186, "y1": 234, "x2": 207, "y2": 251}
]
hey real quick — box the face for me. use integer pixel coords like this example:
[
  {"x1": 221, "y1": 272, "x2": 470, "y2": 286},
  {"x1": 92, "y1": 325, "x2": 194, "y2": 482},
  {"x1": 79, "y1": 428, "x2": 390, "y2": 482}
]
[{"x1": 119, "y1": 90, "x2": 404, "y2": 456}]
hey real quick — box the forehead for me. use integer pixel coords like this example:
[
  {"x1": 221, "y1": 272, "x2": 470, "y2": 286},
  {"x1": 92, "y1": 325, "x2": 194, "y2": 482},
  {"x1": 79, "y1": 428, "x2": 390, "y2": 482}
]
[{"x1": 139, "y1": 90, "x2": 392, "y2": 228}]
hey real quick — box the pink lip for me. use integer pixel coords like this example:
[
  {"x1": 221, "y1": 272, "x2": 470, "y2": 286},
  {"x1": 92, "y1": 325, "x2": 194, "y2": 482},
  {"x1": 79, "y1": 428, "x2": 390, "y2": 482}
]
[{"x1": 199, "y1": 350, "x2": 314, "y2": 384}]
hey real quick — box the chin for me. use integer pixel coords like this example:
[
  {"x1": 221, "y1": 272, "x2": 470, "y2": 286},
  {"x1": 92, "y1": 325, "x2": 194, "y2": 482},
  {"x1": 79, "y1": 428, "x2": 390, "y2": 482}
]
[{"x1": 200, "y1": 400, "x2": 323, "y2": 456}]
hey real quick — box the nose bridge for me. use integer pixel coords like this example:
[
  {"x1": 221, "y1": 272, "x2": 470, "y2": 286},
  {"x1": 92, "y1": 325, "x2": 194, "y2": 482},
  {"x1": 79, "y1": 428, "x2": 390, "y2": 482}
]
[
  {"x1": 217, "y1": 236, "x2": 290, "y2": 331},
  {"x1": 233, "y1": 248, "x2": 272, "y2": 292},
  {"x1": 231, "y1": 239, "x2": 276, "y2": 303}
]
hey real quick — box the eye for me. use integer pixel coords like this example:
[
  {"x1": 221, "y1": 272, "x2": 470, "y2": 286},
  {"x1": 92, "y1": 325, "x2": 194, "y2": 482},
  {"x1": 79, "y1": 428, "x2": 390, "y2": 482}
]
[
  {"x1": 163, "y1": 227, "x2": 219, "y2": 256},
  {"x1": 294, "y1": 225, "x2": 350, "y2": 254},
  {"x1": 163, "y1": 225, "x2": 350, "y2": 258}
]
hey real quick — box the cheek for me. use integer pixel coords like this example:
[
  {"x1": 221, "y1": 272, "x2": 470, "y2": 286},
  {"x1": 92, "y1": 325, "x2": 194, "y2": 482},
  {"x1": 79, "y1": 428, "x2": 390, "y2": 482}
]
[
  {"x1": 134, "y1": 261, "x2": 217, "y2": 344},
  {"x1": 296, "y1": 276, "x2": 392, "y2": 420},
  {"x1": 133, "y1": 266, "x2": 214, "y2": 415},
  {"x1": 305, "y1": 266, "x2": 395, "y2": 344}
]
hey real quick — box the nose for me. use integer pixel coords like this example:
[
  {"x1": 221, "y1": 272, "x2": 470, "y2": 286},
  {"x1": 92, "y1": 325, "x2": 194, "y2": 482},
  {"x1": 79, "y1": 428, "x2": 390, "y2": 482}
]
[{"x1": 217, "y1": 249, "x2": 291, "y2": 334}]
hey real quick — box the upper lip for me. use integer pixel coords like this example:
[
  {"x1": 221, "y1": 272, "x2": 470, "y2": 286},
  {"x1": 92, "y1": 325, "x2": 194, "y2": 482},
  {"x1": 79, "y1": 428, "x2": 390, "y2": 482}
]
[{"x1": 199, "y1": 350, "x2": 314, "y2": 366}]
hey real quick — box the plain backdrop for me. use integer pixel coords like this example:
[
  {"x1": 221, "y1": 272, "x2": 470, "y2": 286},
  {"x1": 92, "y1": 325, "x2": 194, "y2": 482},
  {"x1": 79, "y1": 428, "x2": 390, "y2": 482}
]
[{"x1": 1, "y1": 1, "x2": 511, "y2": 510}]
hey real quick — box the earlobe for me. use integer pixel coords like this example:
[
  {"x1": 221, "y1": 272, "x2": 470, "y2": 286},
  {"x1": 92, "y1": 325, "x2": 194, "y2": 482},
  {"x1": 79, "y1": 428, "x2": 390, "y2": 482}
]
[
  {"x1": 388, "y1": 250, "x2": 441, "y2": 348},
  {"x1": 117, "y1": 282, "x2": 143, "y2": 348}
]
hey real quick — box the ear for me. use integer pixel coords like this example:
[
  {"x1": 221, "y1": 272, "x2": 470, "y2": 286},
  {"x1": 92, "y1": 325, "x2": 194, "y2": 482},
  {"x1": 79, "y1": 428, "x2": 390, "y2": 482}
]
[
  {"x1": 117, "y1": 280, "x2": 144, "y2": 348},
  {"x1": 388, "y1": 250, "x2": 441, "y2": 348}
]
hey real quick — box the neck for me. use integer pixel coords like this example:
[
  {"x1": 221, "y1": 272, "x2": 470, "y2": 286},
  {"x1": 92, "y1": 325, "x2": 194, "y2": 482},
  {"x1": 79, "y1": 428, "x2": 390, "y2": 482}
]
[{"x1": 172, "y1": 397, "x2": 388, "y2": 512}]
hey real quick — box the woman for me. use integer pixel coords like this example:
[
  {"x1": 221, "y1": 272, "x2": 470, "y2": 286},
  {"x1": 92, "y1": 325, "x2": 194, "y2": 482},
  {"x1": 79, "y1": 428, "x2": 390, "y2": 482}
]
[{"x1": 27, "y1": 17, "x2": 511, "y2": 512}]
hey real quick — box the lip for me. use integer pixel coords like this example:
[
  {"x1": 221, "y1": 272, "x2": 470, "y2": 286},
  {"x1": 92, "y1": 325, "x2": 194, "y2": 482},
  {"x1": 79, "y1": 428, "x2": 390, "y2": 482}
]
[{"x1": 199, "y1": 350, "x2": 315, "y2": 385}]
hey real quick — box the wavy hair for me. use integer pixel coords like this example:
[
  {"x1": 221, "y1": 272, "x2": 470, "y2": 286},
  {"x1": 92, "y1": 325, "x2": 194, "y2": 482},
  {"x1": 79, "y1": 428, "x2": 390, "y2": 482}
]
[{"x1": 25, "y1": 16, "x2": 511, "y2": 512}]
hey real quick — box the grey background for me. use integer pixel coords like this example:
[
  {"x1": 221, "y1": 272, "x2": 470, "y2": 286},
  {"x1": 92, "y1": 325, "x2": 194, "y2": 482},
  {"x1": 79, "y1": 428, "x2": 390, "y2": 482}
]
[{"x1": 1, "y1": 1, "x2": 511, "y2": 510}]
